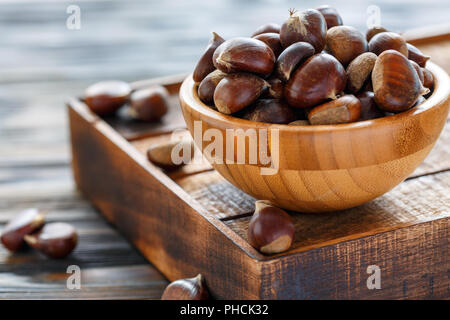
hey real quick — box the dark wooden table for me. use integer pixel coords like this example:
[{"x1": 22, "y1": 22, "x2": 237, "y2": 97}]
[{"x1": 1, "y1": 1, "x2": 449, "y2": 299}]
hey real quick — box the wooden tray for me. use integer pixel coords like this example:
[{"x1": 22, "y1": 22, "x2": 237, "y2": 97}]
[{"x1": 68, "y1": 32, "x2": 450, "y2": 299}]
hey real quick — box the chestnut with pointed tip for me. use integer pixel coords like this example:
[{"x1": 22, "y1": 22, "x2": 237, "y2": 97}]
[
  {"x1": 368, "y1": 32, "x2": 408, "y2": 57},
  {"x1": 0, "y1": 208, "x2": 45, "y2": 252},
  {"x1": 356, "y1": 91, "x2": 384, "y2": 120},
  {"x1": 197, "y1": 69, "x2": 227, "y2": 105},
  {"x1": 308, "y1": 94, "x2": 361, "y2": 125},
  {"x1": 285, "y1": 53, "x2": 346, "y2": 108},
  {"x1": 326, "y1": 26, "x2": 368, "y2": 67},
  {"x1": 161, "y1": 274, "x2": 209, "y2": 300},
  {"x1": 214, "y1": 73, "x2": 267, "y2": 114},
  {"x1": 274, "y1": 42, "x2": 315, "y2": 82},
  {"x1": 407, "y1": 43, "x2": 430, "y2": 68},
  {"x1": 24, "y1": 223, "x2": 77, "y2": 259},
  {"x1": 366, "y1": 26, "x2": 388, "y2": 42},
  {"x1": 251, "y1": 22, "x2": 280, "y2": 37},
  {"x1": 262, "y1": 77, "x2": 284, "y2": 99},
  {"x1": 241, "y1": 99, "x2": 296, "y2": 124},
  {"x1": 372, "y1": 50, "x2": 428, "y2": 112},
  {"x1": 129, "y1": 86, "x2": 169, "y2": 122},
  {"x1": 280, "y1": 8, "x2": 327, "y2": 52},
  {"x1": 253, "y1": 33, "x2": 282, "y2": 57},
  {"x1": 248, "y1": 200, "x2": 294, "y2": 254},
  {"x1": 316, "y1": 5, "x2": 343, "y2": 29},
  {"x1": 409, "y1": 60, "x2": 424, "y2": 85},
  {"x1": 193, "y1": 32, "x2": 225, "y2": 83},
  {"x1": 147, "y1": 139, "x2": 195, "y2": 170},
  {"x1": 422, "y1": 67, "x2": 434, "y2": 91},
  {"x1": 84, "y1": 80, "x2": 131, "y2": 116},
  {"x1": 213, "y1": 37, "x2": 275, "y2": 76},
  {"x1": 346, "y1": 52, "x2": 377, "y2": 93}
]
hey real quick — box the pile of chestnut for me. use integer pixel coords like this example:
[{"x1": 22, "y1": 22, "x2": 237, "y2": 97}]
[
  {"x1": 0, "y1": 208, "x2": 77, "y2": 259},
  {"x1": 84, "y1": 80, "x2": 170, "y2": 122},
  {"x1": 194, "y1": 6, "x2": 433, "y2": 125}
]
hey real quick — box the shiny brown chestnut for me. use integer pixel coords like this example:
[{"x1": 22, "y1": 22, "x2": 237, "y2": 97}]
[
  {"x1": 316, "y1": 5, "x2": 343, "y2": 29},
  {"x1": 84, "y1": 80, "x2": 131, "y2": 116},
  {"x1": 422, "y1": 67, "x2": 434, "y2": 91},
  {"x1": 326, "y1": 26, "x2": 368, "y2": 67},
  {"x1": 407, "y1": 43, "x2": 430, "y2": 68},
  {"x1": 213, "y1": 37, "x2": 275, "y2": 76},
  {"x1": 409, "y1": 60, "x2": 424, "y2": 85},
  {"x1": 247, "y1": 200, "x2": 294, "y2": 254},
  {"x1": 147, "y1": 139, "x2": 195, "y2": 170},
  {"x1": 308, "y1": 94, "x2": 361, "y2": 125},
  {"x1": 372, "y1": 50, "x2": 428, "y2": 112},
  {"x1": 24, "y1": 223, "x2": 77, "y2": 259},
  {"x1": 346, "y1": 52, "x2": 377, "y2": 93},
  {"x1": 197, "y1": 69, "x2": 227, "y2": 105},
  {"x1": 253, "y1": 33, "x2": 282, "y2": 57},
  {"x1": 356, "y1": 91, "x2": 384, "y2": 120},
  {"x1": 193, "y1": 32, "x2": 225, "y2": 83},
  {"x1": 0, "y1": 208, "x2": 45, "y2": 252},
  {"x1": 285, "y1": 53, "x2": 346, "y2": 108},
  {"x1": 289, "y1": 120, "x2": 310, "y2": 125},
  {"x1": 262, "y1": 77, "x2": 284, "y2": 99},
  {"x1": 368, "y1": 32, "x2": 408, "y2": 57},
  {"x1": 251, "y1": 22, "x2": 280, "y2": 37},
  {"x1": 280, "y1": 8, "x2": 327, "y2": 52},
  {"x1": 366, "y1": 26, "x2": 388, "y2": 42},
  {"x1": 274, "y1": 42, "x2": 315, "y2": 82},
  {"x1": 129, "y1": 86, "x2": 169, "y2": 122},
  {"x1": 241, "y1": 99, "x2": 296, "y2": 124},
  {"x1": 161, "y1": 274, "x2": 209, "y2": 300},
  {"x1": 214, "y1": 73, "x2": 267, "y2": 114}
]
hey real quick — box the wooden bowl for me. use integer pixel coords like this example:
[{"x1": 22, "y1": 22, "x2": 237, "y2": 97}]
[{"x1": 179, "y1": 62, "x2": 450, "y2": 212}]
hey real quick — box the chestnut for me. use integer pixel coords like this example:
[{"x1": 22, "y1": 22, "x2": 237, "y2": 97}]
[
  {"x1": 251, "y1": 22, "x2": 280, "y2": 37},
  {"x1": 24, "y1": 223, "x2": 77, "y2": 259},
  {"x1": 213, "y1": 37, "x2": 275, "y2": 76},
  {"x1": 197, "y1": 69, "x2": 227, "y2": 105},
  {"x1": 253, "y1": 33, "x2": 282, "y2": 57},
  {"x1": 129, "y1": 86, "x2": 169, "y2": 122},
  {"x1": 407, "y1": 43, "x2": 430, "y2": 67},
  {"x1": 289, "y1": 120, "x2": 310, "y2": 125},
  {"x1": 193, "y1": 32, "x2": 225, "y2": 83},
  {"x1": 372, "y1": 50, "x2": 428, "y2": 112},
  {"x1": 147, "y1": 139, "x2": 195, "y2": 170},
  {"x1": 316, "y1": 5, "x2": 343, "y2": 29},
  {"x1": 84, "y1": 80, "x2": 131, "y2": 116},
  {"x1": 308, "y1": 94, "x2": 361, "y2": 125},
  {"x1": 368, "y1": 32, "x2": 408, "y2": 57},
  {"x1": 241, "y1": 99, "x2": 296, "y2": 124},
  {"x1": 356, "y1": 91, "x2": 384, "y2": 120},
  {"x1": 214, "y1": 73, "x2": 267, "y2": 114},
  {"x1": 366, "y1": 26, "x2": 388, "y2": 42},
  {"x1": 285, "y1": 53, "x2": 346, "y2": 108},
  {"x1": 346, "y1": 52, "x2": 377, "y2": 93},
  {"x1": 274, "y1": 42, "x2": 315, "y2": 82},
  {"x1": 161, "y1": 274, "x2": 209, "y2": 300},
  {"x1": 325, "y1": 26, "x2": 368, "y2": 67},
  {"x1": 262, "y1": 77, "x2": 284, "y2": 99},
  {"x1": 409, "y1": 60, "x2": 424, "y2": 85},
  {"x1": 422, "y1": 67, "x2": 434, "y2": 91},
  {"x1": 280, "y1": 8, "x2": 327, "y2": 52},
  {"x1": 247, "y1": 200, "x2": 295, "y2": 254},
  {"x1": 0, "y1": 208, "x2": 45, "y2": 252}
]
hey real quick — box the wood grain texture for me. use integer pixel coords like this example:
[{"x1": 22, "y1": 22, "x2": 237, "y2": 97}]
[{"x1": 179, "y1": 62, "x2": 450, "y2": 212}]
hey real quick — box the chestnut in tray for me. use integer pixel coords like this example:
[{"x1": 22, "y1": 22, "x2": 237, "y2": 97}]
[{"x1": 194, "y1": 5, "x2": 433, "y2": 125}]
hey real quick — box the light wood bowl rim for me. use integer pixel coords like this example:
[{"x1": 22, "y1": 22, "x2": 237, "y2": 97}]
[{"x1": 180, "y1": 61, "x2": 449, "y2": 132}]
